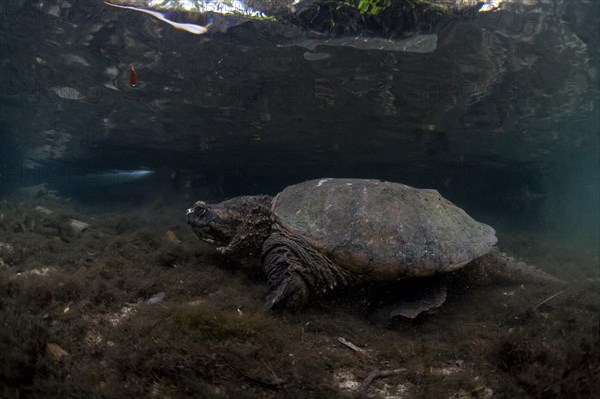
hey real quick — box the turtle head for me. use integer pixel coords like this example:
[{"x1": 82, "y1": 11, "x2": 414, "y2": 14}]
[
  {"x1": 186, "y1": 197, "x2": 249, "y2": 246},
  {"x1": 186, "y1": 195, "x2": 273, "y2": 256}
]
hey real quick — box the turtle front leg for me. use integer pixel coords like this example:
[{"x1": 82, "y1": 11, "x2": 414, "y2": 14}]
[
  {"x1": 261, "y1": 228, "x2": 353, "y2": 309},
  {"x1": 262, "y1": 241, "x2": 310, "y2": 309}
]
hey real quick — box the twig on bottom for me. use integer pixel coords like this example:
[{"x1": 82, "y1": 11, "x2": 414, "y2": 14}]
[
  {"x1": 260, "y1": 359, "x2": 284, "y2": 385},
  {"x1": 535, "y1": 290, "x2": 563, "y2": 309},
  {"x1": 338, "y1": 337, "x2": 367, "y2": 355},
  {"x1": 357, "y1": 368, "x2": 406, "y2": 398}
]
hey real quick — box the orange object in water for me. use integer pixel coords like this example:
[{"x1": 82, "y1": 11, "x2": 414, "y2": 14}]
[
  {"x1": 129, "y1": 65, "x2": 137, "y2": 87},
  {"x1": 166, "y1": 230, "x2": 182, "y2": 244}
]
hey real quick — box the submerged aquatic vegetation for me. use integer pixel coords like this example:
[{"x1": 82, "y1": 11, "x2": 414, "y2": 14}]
[
  {"x1": 0, "y1": 195, "x2": 598, "y2": 398},
  {"x1": 354, "y1": 0, "x2": 392, "y2": 16}
]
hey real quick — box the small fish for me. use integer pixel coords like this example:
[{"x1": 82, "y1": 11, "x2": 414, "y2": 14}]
[
  {"x1": 103, "y1": 1, "x2": 210, "y2": 35},
  {"x1": 129, "y1": 64, "x2": 137, "y2": 87},
  {"x1": 65, "y1": 169, "x2": 156, "y2": 187},
  {"x1": 93, "y1": 169, "x2": 155, "y2": 186},
  {"x1": 282, "y1": 34, "x2": 438, "y2": 53}
]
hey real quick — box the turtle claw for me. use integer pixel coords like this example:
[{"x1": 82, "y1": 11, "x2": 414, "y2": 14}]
[
  {"x1": 217, "y1": 244, "x2": 236, "y2": 255},
  {"x1": 264, "y1": 276, "x2": 308, "y2": 310},
  {"x1": 264, "y1": 290, "x2": 281, "y2": 310}
]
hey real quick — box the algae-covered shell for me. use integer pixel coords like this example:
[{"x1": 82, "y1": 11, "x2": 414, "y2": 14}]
[{"x1": 271, "y1": 178, "x2": 497, "y2": 280}]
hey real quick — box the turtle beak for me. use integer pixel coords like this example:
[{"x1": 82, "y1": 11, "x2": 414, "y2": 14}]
[{"x1": 186, "y1": 201, "x2": 207, "y2": 225}]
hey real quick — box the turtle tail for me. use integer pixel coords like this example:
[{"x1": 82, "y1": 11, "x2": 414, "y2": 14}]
[
  {"x1": 475, "y1": 247, "x2": 563, "y2": 285},
  {"x1": 261, "y1": 227, "x2": 354, "y2": 309}
]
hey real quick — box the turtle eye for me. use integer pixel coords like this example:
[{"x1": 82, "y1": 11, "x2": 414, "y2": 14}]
[{"x1": 194, "y1": 201, "x2": 207, "y2": 217}]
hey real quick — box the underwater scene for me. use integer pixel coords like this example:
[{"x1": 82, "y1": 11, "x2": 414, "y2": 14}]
[{"x1": 0, "y1": 0, "x2": 598, "y2": 398}]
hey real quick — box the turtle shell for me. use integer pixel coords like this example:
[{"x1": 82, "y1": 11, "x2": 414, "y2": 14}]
[{"x1": 271, "y1": 178, "x2": 497, "y2": 280}]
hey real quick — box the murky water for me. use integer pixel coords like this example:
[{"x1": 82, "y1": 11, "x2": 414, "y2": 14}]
[{"x1": 1, "y1": 1, "x2": 598, "y2": 398}]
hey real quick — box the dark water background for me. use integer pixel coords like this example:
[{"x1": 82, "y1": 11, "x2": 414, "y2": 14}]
[{"x1": 0, "y1": 0, "x2": 598, "y2": 261}]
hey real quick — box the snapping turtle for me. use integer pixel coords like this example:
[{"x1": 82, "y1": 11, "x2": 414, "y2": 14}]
[{"x1": 186, "y1": 178, "x2": 559, "y2": 312}]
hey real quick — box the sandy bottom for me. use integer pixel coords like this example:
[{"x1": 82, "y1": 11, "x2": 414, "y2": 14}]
[{"x1": 0, "y1": 193, "x2": 598, "y2": 399}]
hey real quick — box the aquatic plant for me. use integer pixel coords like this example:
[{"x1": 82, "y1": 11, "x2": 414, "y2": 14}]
[{"x1": 351, "y1": 0, "x2": 392, "y2": 16}]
